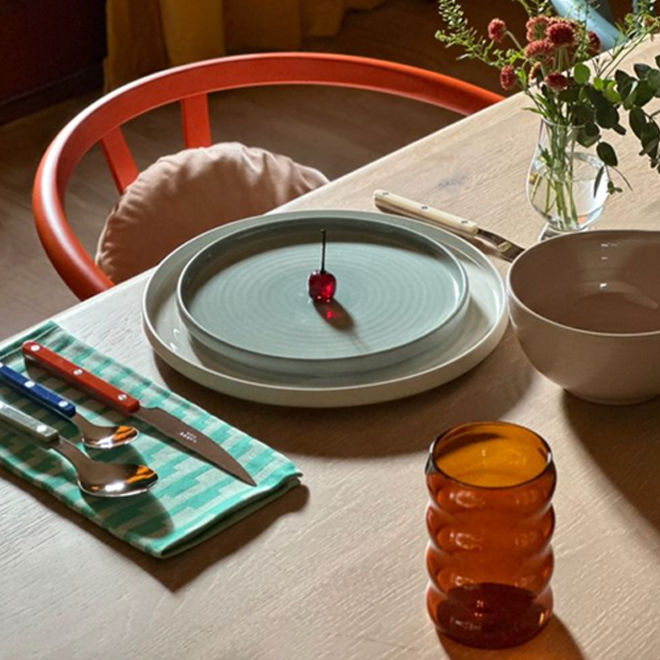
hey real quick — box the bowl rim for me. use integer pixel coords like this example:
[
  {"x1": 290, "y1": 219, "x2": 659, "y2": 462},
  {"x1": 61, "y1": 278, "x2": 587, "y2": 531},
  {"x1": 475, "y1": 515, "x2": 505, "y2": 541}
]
[{"x1": 507, "y1": 229, "x2": 660, "y2": 339}]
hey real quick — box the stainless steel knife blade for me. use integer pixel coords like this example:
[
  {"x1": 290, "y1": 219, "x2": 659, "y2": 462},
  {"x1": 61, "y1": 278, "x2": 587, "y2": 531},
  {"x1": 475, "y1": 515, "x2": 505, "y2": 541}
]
[{"x1": 135, "y1": 406, "x2": 257, "y2": 486}]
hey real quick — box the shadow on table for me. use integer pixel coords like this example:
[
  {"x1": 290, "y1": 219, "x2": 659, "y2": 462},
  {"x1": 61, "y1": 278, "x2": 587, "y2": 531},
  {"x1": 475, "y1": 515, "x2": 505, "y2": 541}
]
[
  {"x1": 155, "y1": 327, "x2": 535, "y2": 458},
  {"x1": 1, "y1": 465, "x2": 309, "y2": 589},
  {"x1": 147, "y1": 483, "x2": 310, "y2": 591},
  {"x1": 439, "y1": 616, "x2": 585, "y2": 660},
  {"x1": 562, "y1": 392, "x2": 660, "y2": 533}
]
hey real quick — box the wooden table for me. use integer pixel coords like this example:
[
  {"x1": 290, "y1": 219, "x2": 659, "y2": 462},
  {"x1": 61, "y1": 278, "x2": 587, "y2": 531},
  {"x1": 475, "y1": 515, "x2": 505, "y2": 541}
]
[{"x1": 4, "y1": 40, "x2": 660, "y2": 660}]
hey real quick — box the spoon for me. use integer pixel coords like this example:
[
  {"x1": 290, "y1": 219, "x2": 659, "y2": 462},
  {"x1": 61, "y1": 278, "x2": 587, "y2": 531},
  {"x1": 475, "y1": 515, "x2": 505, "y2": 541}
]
[
  {"x1": 0, "y1": 400, "x2": 158, "y2": 497},
  {"x1": 0, "y1": 362, "x2": 139, "y2": 450}
]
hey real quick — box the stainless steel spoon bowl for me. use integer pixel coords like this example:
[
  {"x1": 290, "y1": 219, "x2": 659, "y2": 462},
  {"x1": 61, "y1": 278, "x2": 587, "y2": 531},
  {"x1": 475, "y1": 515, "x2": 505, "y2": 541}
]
[
  {"x1": 54, "y1": 439, "x2": 158, "y2": 497},
  {"x1": 73, "y1": 414, "x2": 139, "y2": 450},
  {"x1": 0, "y1": 401, "x2": 158, "y2": 497}
]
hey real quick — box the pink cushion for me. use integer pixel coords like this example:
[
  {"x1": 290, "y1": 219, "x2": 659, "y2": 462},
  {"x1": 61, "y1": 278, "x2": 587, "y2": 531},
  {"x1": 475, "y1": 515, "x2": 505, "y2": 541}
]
[{"x1": 95, "y1": 142, "x2": 329, "y2": 283}]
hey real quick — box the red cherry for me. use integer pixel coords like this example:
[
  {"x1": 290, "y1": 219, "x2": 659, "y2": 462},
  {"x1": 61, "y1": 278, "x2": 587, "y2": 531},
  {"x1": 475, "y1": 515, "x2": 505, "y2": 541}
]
[{"x1": 308, "y1": 270, "x2": 337, "y2": 303}]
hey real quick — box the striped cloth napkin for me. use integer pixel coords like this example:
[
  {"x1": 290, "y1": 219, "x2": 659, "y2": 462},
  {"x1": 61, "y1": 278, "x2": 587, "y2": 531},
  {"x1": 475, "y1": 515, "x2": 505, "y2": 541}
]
[{"x1": 0, "y1": 321, "x2": 301, "y2": 558}]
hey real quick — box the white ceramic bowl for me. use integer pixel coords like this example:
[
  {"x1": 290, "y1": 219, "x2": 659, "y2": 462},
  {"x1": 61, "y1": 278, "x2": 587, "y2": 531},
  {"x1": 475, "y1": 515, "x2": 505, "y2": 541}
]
[{"x1": 507, "y1": 230, "x2": 660, "y2": 405}]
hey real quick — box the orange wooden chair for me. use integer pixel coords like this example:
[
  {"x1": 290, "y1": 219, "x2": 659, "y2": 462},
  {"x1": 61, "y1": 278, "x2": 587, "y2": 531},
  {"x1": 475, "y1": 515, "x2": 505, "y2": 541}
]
[{"x1": 33, "y1": 52, "x2": 503, "y2": 300}]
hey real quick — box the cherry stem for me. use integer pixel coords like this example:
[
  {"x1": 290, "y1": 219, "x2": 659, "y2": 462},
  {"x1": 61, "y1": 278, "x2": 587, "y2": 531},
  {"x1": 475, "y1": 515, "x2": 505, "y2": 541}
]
[{"x1": 320, "y1": 228, "x2": 327, "y2": 273}]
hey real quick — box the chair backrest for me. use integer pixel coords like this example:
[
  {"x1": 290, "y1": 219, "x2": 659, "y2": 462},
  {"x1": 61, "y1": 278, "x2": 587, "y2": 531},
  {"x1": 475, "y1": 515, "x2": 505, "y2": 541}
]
[{"x1": 33, "y1": 52, "x2": 503, "y2": 300}]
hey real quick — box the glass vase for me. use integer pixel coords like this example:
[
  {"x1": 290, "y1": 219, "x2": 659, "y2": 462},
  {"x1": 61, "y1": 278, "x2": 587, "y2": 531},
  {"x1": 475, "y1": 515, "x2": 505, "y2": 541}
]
[
  {"x1": 527, "y1": 119, "x2": 608, "y2": 238},
  {"x1": 425, "y1": 421, "x2": 556, "y2": 649}
]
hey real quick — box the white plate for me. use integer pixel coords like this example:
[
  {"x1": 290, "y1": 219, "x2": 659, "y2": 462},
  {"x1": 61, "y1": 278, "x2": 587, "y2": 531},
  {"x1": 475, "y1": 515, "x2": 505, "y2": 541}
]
[
  {"x1": 142, "y1": 211, "x2": 507, "y2": 407},
  {"x1": 177, "y1": 214, "x2": 469, "y2": 377}
]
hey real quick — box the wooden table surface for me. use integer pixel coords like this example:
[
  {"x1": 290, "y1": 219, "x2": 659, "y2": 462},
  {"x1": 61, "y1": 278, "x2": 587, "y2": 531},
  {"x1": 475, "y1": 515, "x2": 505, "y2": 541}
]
[{"x1": 4, "y1": 40, "x2": 660, "y2": 660}]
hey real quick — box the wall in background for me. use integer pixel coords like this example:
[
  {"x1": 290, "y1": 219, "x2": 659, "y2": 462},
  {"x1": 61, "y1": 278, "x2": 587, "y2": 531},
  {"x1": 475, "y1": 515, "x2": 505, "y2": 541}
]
[{"x1": 0, "y1": 0, "x2": 106, "y2": 124}]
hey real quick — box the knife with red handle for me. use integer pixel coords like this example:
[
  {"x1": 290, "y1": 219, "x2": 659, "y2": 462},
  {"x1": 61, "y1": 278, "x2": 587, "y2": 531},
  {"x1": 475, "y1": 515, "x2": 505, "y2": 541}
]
[{"x1": 22, "y1": 341, "x2": 256, "y2": 486}]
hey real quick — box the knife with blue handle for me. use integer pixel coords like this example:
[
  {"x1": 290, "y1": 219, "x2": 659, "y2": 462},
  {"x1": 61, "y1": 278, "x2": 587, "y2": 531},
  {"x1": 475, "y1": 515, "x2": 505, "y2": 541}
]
[{"x1": 21, "y1": 342, "x2": 257, "y2": 486}]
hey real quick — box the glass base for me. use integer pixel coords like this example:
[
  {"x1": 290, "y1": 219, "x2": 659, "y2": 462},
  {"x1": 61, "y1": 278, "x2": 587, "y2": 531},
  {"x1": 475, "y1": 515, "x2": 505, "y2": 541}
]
[
  {"x1": 538, "y1": 222, "x2": 593, "y2": 242},
  {"x1": 428, "y1": 583, "x2": 553, "y2": 649}
]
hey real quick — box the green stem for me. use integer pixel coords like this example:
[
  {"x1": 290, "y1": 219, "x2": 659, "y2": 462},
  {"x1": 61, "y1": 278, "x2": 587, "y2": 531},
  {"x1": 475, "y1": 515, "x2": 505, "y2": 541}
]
[
  {"x1": 507, "y1": 31, "x2": 524, "y2": 51},
  {"x1": 531, "y1": 122, "x2": 586, "y2": 231}
]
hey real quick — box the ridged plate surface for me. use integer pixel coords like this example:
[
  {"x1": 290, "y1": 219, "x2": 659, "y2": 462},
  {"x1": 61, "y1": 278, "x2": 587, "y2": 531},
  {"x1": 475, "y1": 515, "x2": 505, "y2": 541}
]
[{"x1": 177, "y1": 216, "x2": 468, "y2": 375}]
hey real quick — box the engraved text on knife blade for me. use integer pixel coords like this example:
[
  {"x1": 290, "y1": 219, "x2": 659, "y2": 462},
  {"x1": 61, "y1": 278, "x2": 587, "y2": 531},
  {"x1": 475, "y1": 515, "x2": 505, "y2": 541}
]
[
  {"x1": 137, "y1": 407, "x2": 217, "y2": 447},
  {"x1": 137, "y1": 406, "x2": 257, "y2": 484},
  {"x1": 179, "y1": 430, "x2": 199, "y2": 443}
]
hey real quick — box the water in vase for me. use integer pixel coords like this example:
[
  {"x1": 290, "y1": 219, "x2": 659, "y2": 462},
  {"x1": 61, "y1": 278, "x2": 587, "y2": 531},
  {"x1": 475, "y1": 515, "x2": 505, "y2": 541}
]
[{"x1": 528, "y1": 151, "x2": 608, "y2": 236}]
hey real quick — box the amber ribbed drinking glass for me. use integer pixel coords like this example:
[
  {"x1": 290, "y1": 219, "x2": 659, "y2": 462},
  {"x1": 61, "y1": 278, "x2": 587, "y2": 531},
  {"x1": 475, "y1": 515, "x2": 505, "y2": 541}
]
[{"x1": 425, "y1": 421, "x2": 556, "y2": 649}]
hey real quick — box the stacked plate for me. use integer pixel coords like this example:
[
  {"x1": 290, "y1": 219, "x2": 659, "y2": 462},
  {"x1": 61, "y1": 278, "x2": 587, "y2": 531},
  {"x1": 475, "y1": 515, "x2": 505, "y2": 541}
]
[{"x1": 142, "y1": 210, "x2": 507, "y2": 407}]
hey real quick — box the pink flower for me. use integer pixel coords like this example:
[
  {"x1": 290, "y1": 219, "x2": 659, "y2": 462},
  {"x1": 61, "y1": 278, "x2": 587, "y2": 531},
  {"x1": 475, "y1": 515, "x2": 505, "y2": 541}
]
[
  {"x1": 499, "y1": 65, "x2": 517, "y2": 91},
  {"x1": 547, "y1": 20, "x2": 577, "y2": 46},
  {"x1": 545, "y1": 72, "x2": 570, "y2": 91},
  {"x1": 524, "y1": 39, "x2": 555, "y2": 61},
  {"x1": 526, "y1": 16, "x2": 550, "y2": 42},
  {"x1": 588, "y1": 30, "x2": 601, "y2": 54},
  {"x1": 488, "y1": 18, "x2": 507, "y2": 43}
]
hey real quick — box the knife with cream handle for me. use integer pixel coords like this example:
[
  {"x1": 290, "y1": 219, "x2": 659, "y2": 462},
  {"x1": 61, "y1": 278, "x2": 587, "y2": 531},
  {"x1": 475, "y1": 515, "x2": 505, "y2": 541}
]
[{"x1": 373, "y1": 189, "x2": 525, "y2": 262}]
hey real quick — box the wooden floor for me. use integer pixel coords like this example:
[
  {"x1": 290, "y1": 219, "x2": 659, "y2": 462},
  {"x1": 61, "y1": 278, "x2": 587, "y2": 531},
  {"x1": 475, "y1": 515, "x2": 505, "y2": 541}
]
[{"x1": 0, "y1": 0, "x2": 526, "y2": 340}]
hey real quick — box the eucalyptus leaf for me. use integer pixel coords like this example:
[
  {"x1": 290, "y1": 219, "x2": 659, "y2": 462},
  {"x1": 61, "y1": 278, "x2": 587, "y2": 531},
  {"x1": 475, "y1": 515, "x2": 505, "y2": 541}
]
[
  {"x1": 634, "y1": 63, "x2": 652, "y2": 79},
  {"x1": 577, "y1": 125, "x2": 600, "y2": 147},
  {"x1": 630, "y1": 107, "x2": 647, "y2": 139},
  {"x1": 572, "y1": 104, "x2": 595, "y2": 124},
  {"x1": 640, "y1": 137, "x2": 660, "y2": 157},
  {"x1": 585, "y1": 122, "x2": 600, "y2": 136},
  {"x1": 648, "y1": 69, "x2": 660, "y2": 92},
  {"x1": 603, "y1": 87, "x2": 622, "y2": 104},
  {"x1": 586, "y1": 87, "x2": 608, "y2": 111},
  {"x1": 596, "y1": 105, "x2": 620, "y2": 129},
  {"x1": 559, "y1": 87, "x2": 580, "y2": 103},
  {"x1": 634, "y1": 81, "x2": 655, "y2": 107},
  {"x1": 574, "y1": 63, "x2": 590, "y2": 85},
  {"x1": 623, "y1": 81, "x2": 639, "y2": 109},
  {"x1": 593, "y1": 165, "x2": 606, "y2": 196},
  {"x1": 615, "y1": 70, "x2": 632, "y2": 86},
  {"x1": 597, "y1": 142, "x2": 618, "y2": 167},
  {"x1": 642, "y1": 122, "x2": 660, "y2": 141},
  {"x1": 616, "y1": 70, "x2": 635, "y2": 99}
]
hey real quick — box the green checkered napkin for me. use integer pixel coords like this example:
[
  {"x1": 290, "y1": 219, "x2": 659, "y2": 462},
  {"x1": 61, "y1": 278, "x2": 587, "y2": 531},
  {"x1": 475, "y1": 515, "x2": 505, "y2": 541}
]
[{"x1": 0, "y1": 321, "x2": 301, "y2": 558}]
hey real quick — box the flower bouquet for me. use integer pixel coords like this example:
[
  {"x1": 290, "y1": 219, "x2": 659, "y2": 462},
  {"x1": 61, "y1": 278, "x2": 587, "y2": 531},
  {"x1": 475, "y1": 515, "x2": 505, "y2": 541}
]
[{"x1": 436, "y1": 0, "x2": 660, "y2": 235}]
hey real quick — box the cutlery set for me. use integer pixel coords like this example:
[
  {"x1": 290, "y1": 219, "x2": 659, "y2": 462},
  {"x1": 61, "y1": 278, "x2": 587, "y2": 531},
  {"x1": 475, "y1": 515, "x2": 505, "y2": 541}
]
[
  {"x1": 0, "y1": 342, "x2": 256, "y2": 498},
  {"x1": 0, "y1": 401, "x2": 158, "y2": 497}
]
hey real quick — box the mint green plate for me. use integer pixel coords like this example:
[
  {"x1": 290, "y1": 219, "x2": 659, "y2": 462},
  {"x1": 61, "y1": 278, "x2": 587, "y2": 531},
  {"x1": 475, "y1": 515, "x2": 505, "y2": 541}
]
[{"x1": 176, "y1": 215, "x2": 469, "y2": 377}]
